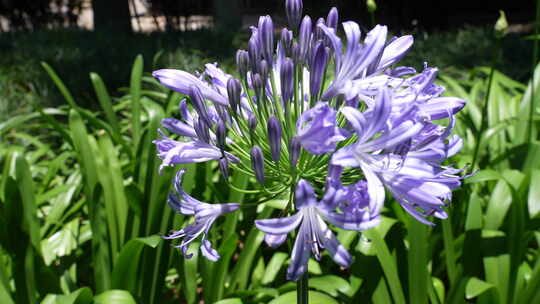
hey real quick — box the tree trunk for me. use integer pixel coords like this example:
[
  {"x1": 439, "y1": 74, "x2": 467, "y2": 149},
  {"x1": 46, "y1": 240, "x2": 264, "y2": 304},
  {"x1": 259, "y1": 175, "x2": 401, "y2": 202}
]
[{"x1": 92, "y1": 0, "x2": 132, "y2": 33}]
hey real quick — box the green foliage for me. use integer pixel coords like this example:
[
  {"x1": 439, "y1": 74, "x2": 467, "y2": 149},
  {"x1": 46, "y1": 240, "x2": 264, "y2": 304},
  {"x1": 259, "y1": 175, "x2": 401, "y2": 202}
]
[{"x1": 1, "y1": 50, "x2": 539, "y2": 303}]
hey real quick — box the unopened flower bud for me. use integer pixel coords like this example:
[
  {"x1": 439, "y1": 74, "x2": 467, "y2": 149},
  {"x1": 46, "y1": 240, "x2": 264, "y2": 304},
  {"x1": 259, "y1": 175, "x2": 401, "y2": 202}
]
[
  {"x1": 291, "y1": 42, "x2": 301, "y2": 64},
  {"x1": 236, "y1": 50, "x2": 249, "y2": 80},
  {"x1": 227, "y1": 78, "x2": 241, "y2": 113},
  {"x1": 267, "y1": 117, "x2": 282, "y2": 162},
  {"x1": 252, "y1": 73, "x2": 263, "y2": 97},
  {"x1": 194, "y1": 116, "x2": 210, "y2": 143},
  {"x1": 248, "y1": 36, "x2": 261, "y2": 73},
  {"x1": 189, "y1": 85, "x2": 211, "y2": 127},
  {"x1": 216, "y1": 120, "x2": 227, "y2": 149},
  {"x1": 299, "y1": 16, "x2": 312, "y2": 63},
  {"x1": 366, "y1": 0, "x2": 377, "y2": 13},
  {"x1": 310, "y1": 42, "x2": 329, "y2": 97},
  {"x1": 250, "y1": 145, "x2": 265, "y2": 184},
  {"x1": 314, "y1": 18, "x2": 325, "y2": 42},
  {"x1": 285, "y1": 0, "x2": 303, "y2": 30},
  {"x1": 289, "y1": 136, "x2": 301, "y2": 167},
  {"x1": 259, "y1": 59, "x2": 269, "y2": 83},
  {"x1": 258, "y1": 16, "x2": 274, "y2": 66},
  {"x1": 215, "y1": 105, "x2": 229, "y2": 125},
  {"x1": 495, "y1": 10, "x2": 508, "y2": 39},
  {"x1": 280, "y1": 57, "x2": 294, "y2": 103},
  {"x1": 326, "y1": 7, "x2": 339, "y2": 30},
  {"x1": 248, "y1": 114, "x2": 257, "y2": 130},
  {"x1": 219, "y1": 157, "x2": 229, "y2": 179},
  {"x1": 281, "y1": 29, "x2": 293, "y2": 55}
]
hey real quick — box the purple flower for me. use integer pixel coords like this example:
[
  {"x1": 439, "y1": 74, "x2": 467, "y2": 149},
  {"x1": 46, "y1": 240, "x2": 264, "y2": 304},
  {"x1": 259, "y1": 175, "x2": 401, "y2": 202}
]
[
  {"x1": 267, "y1": 117, "x2": 282, "y2": 162},
  {"x1": 309, "y1": 41, "x2": 329, "y2": 97},
  {"x1": 153, "y1": 69, "x2": 228, "y2": 106},
  {"x1": 153, "y1": 130, "x2": 239, "y2": 172},
  {"x1": 323, "y1": 165, "x2": 383, "y2": 222},
  {"x1": 256, "y1": 179, "x2": 370, "y2": 281},
  {"x1": 285, "y1": 0, "x2": 303, "y2": 29},
  {"x1": 296, "y1": 102, "x2": 349, "y2": 154},
  {"x1": 320, "y1": 23, "x2": 388, "y2": 100},
  {"x1": 280, "y1": 57, "x2": 294, "y2": 103},
  {"x1": 318, "y1": 22, "x2": 413, "y2": 101},
  {"x1": 258, "y1": 16, "x2": 275, "y2": 66},
  {"x1": 331, "y1": 87, "x2": 464, "y2": 224},
  {"x1": 161, "y1": 118, "x2": 197, "y2": 138},
  {"x1": 163, "y1": 169, "x2": 240, "y2": 261},
  {"x1": 250, "y1": 145, "x2": 266, "y2": 184}
]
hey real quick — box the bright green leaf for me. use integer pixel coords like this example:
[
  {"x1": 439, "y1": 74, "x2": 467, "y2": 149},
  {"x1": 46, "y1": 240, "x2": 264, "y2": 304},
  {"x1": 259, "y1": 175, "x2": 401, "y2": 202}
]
[{"x1": 465, "y1": 277, "x2": 494, "y2": 299}]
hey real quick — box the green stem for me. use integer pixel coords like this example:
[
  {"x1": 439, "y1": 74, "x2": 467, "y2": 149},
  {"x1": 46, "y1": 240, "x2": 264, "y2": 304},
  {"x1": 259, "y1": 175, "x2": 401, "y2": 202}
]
[
  {"x1": 297, "y1": 272, "x2": 309, "y2": 304},
  {"x1": 370, "y1": 13, "x2": 375, "y2": 28}
]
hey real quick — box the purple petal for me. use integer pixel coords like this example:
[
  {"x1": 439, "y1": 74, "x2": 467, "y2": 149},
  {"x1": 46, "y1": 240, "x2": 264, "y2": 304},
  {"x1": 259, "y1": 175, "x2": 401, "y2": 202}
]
[
  {"x1": 419, "y1": 97, "x2": 466, "y2": 120},
  {"x1": 200, "y1": 239, "x2": 220, "y2": 262},
  {"x1": 255, "y1": 212, "x2": 303, "y2": 235},
  {"x1": 360, "y1": 121, "x2": 424, "y2": 152},
  {"x1": 286, "y1": 224, "x2": 311, "y2": 281},
  {"x1": 331, "y1": 146, "x2": 361, "y2": 167},
  {"x1": 377, "y1": 35, "x2": 414, "y2": 70},
  {"x1": 320, "y1": 208, "x2": 380, "y2": 231},
  {"x1": 317, "y1": 23, "x2": 342, "y2": 74},
  {"x1": 361, "y1": 88, "x2": 392, "y2": 142},
  {"x1": 153, "y1": 69, "x2": 228, "y2": 106},
  {"x1": 340, "y1": 106, "x2": 366, "y2": 134},
  {"x1": 296, "y1": 103, "x2": 348, "y2": 154},
  {"x1": 361, "y1": 164, "x2": 385, "y2": 216},
  {"x1": 264, "y1": 233, "x2": 288, "y2": 248},
  {"x1": 162, "y1": 118, "x2": 196, "y2": 138},
  {"x1": 315, "y1": 217, "x2": 352, "y2": 267},
  {"x1": 295, "y1": 179, "x2": 318, "y2": 209}
]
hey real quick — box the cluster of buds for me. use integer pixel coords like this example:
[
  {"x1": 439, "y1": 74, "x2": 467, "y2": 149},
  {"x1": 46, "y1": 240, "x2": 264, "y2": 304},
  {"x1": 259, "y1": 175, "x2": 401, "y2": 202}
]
[{"x1": 153, "y1": 0, "x2": 466, "y2": 281}]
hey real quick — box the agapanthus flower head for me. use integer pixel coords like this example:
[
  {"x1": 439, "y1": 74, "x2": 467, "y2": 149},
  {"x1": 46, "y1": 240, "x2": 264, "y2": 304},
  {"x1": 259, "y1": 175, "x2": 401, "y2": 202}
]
[{"x1": 154, "y1": 0, "x2": 466, "y2": 281}]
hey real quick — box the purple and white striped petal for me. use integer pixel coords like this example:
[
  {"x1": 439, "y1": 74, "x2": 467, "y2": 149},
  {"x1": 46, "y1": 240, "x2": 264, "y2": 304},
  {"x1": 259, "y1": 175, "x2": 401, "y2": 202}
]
[
  {"x1": 153, "y1": 69, "x2": 228, "y2": 105},
  {"x1": 377, "y1": 35, "x2": 414, "y2": 71},
  {"x1": 255, "y1": 212, "x2": 303, "y2": 235}
]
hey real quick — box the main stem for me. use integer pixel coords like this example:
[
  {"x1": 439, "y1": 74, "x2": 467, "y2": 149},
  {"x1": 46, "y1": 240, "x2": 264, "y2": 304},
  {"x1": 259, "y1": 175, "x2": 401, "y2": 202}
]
[{"x1": 297, "y1": 272, "x2": 309, "y2": 304}]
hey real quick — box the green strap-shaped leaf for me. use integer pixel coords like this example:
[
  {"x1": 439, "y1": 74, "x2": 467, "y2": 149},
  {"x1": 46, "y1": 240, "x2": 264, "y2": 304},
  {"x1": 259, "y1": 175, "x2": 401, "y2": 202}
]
[
  {"x1": 262, "y1": 253, "x2": 289, "y2": 285},
  {"x1": 363, "y1": 227, "x2": 406, "y2": 304},
  {"x1": 41, "y1": 287, "x2": 93, "y2": 304},
  {"x1": 111, "y1": 235, "x2": 161, "y2": 294},
  {"x1": 269, "y1": 291, "x2": 339, "y2": 304},
  {"x1": 94, "y1": 290, "x2": 136, "y2": 304},
  {"x1": 41, "y1": 62, "x2": 78, "y2": 109},
  {"x1": 484, "y1": 179, "x2": 513, "y2": 230},
  {"x1": 130, "y1": 55, "x2": 144, "y2": 147},
  {"x1": 228, "y1": 207, "x2": 274, "y2": 292},
  {"x1": 208, "y1": 234, "x2": 240, "y2": 302},
  {"x1": 528, "y1": 169, "x2": 540, "y2": 218},
  {"x1": 465, "y1": 277, "x2": 494, "y2": 299},
  {"x1": 407, "y1": 218, "x2": 429, "y2": 304},
  {"x1": 90, "y1": 72, "x2": 122, "y2": 140},
  {"x1": 309, "y1": 275, "x2": 352, "y2": 297}
]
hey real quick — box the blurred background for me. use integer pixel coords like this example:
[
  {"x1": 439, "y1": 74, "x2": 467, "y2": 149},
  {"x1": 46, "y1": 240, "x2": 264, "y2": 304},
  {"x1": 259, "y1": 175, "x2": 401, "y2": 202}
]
[
  {"x1": 1, "y1": 1, "x2": 539, "y2": 304},
  {"x1": 0, "y1": 0, "x2": 535, "y2": 119}
]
